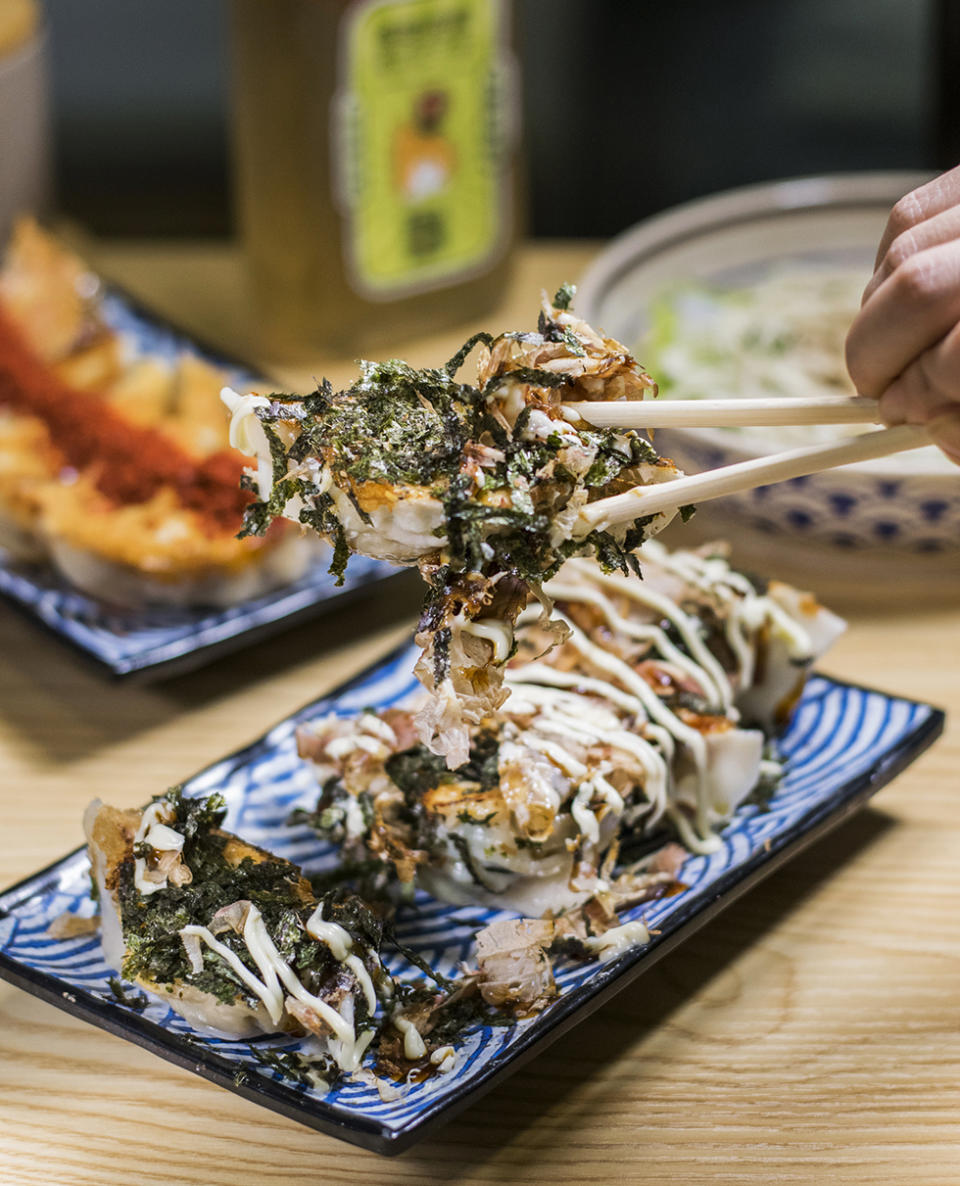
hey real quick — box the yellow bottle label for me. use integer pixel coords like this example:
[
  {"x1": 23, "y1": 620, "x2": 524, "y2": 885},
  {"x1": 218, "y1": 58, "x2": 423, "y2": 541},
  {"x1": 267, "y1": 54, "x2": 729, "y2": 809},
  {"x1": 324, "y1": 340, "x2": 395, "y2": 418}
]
[{"x1": 334, "y1": 0, "x2": 514, "y2": 299}]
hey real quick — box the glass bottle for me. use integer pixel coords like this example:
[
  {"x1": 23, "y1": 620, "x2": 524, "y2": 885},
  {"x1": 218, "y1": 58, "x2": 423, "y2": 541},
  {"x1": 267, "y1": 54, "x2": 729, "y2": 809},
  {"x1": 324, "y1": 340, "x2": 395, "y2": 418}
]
[{"x1": 230, "y1": 0, "x2": 521, "y2": 356}]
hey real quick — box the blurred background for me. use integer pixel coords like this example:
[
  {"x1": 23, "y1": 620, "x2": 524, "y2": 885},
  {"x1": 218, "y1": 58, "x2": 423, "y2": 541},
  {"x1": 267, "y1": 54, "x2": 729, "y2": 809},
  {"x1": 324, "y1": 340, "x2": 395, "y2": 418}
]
[
  {"x1": 39, "y1": 0, "x2": 958, "y2": 239},
  {"x1": 1, "y1": 0, "x2": 959, "y2": 611}
]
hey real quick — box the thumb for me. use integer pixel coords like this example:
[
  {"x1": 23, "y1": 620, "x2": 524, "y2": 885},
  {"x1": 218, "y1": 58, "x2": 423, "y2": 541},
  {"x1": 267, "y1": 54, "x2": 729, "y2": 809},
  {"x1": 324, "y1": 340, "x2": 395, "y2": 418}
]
[{"x1": 927, "y1": 407, "x2": 960, "y2": 465}]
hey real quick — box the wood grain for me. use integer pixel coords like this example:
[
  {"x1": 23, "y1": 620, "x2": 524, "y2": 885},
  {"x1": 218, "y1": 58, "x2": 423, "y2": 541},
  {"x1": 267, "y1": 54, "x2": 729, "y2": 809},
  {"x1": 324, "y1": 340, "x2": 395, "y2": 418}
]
[{"x1": 1, "y1": 241, "x2": 958, "y2": 1185}]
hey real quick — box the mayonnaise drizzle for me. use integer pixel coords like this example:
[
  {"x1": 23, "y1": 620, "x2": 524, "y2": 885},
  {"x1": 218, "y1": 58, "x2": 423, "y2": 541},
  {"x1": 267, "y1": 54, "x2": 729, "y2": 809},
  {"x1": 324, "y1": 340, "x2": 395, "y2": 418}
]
[
  {"x1": 505, "y1": 546, "x2": 819, "y2": 850},
  {"x1": 543, "y1": 577, "x2": 727, "y2": 708},
  {"x1": 551, "y1": 559, "x2": 733, "y2": 711},
  {"x1": 535, "y1": 607, "x2": 713, "y2": 837},
  {"x1": 220, "y1": 387, "x2": 274, "y2": 500},
  {"x1": 304, "y1": 904, "x2": 378, "y2": 1015},
  {"x1": 430, "y1": 1045, "x2": 456, "y2": 1073},
  {"x1": 460, "y1": 617, "x2": 514, "y2": 663},
  {"x1": 180, "y1": 900, "x2": 378, "y2": 1074},
  {"x1": 357, "y1": 712, "x2": 399, "y2": 746},
  {"x1": 326, "y1": 734, "x2": 391, "y2": 761},
  {"x1": 304, "y1": 903, "x2": 354, "y2": 961},
  {"x1": 133, "y1": 803, "x2": 185, "y2": 897},
  {"x1": 504, "y1": 679, "x2": 667, "y2": 823},
  {"x1": 583, "y1": 920, "x2": 650, "y2": 961},
  {"x1": 571, "y1": 782, "x2": 600, "y2": 844},
  {"x1": 392, "y1": 1014, "x2": 428, "y2": 1060},
  {"x1": 637, "y1": 540, "x2": 814, "y2": 686},
  {"x1": 567, "y1": 773, "x2": 626, "y2": 848}
]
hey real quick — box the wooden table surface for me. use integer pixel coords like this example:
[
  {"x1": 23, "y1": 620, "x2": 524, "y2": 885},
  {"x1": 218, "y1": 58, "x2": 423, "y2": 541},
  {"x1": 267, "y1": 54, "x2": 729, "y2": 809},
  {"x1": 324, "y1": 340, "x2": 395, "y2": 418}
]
[{"x1": 1, "y1": 241, "x2": 958, "y2": 1185}]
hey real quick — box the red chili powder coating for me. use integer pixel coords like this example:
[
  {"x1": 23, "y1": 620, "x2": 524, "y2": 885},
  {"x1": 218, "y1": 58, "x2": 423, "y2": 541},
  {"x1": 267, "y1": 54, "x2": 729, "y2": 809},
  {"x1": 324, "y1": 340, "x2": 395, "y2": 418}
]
[{"x1": 0, "y1": 306, "x2": 251, "y2": 532}]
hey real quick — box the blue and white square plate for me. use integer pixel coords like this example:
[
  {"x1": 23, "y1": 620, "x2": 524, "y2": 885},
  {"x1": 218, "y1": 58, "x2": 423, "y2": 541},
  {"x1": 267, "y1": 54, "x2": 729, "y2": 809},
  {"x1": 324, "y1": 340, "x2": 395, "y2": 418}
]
[
  {"x1": 0, "y1": 640, "x2": 943, "y2": 1155},
  {"x1": 0, "y1": 283, "x2": 399, "y2": 680}
]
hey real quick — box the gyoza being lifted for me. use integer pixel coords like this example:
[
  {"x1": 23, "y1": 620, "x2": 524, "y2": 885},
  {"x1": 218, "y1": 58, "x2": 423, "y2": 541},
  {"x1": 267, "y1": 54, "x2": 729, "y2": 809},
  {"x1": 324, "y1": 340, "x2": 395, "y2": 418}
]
[{"x1": 223, "y1": 287, "x2": 686, "y2": 768}]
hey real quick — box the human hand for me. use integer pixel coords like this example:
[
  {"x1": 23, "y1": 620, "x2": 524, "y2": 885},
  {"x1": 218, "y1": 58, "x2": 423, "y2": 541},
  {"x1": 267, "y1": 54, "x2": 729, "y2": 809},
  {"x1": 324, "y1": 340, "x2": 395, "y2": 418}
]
[{"x1": 845, "y1": 165, "x2": 960, "y2": 464}]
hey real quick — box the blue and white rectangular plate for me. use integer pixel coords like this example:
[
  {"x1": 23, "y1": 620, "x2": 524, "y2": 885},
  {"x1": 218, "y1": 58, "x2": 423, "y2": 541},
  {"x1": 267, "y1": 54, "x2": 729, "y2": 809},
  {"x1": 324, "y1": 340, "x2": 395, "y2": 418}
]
[
  {"x1": 0, "y1": 640, "x2": 943, "y2": 1155},
  {"x1": 0, "y1": 282, "x2": 399, "y2": 680}
]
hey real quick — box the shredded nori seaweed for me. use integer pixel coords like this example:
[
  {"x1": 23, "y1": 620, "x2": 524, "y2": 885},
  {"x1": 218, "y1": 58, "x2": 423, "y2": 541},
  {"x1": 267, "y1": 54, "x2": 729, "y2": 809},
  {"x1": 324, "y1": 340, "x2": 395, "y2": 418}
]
[
  {"x1": 236, "y1": 291, "x2": 676, "y2": 591},
  {"x1": 106, "y1": 976, "x2": 148, "y2": 1012},
  {"x1": 116, "y1": 790, "x2": 387, "y2": 1023},
  {"x1": 249, "y1": 1046, "x2": 341, "y2": 1090}
]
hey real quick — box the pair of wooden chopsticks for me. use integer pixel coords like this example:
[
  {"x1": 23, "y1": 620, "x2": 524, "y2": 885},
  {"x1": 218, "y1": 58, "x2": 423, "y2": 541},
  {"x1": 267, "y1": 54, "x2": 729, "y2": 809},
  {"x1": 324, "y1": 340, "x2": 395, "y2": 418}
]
[{"x1": 562, "y1": 396, "x2": 932, "y2": 533}]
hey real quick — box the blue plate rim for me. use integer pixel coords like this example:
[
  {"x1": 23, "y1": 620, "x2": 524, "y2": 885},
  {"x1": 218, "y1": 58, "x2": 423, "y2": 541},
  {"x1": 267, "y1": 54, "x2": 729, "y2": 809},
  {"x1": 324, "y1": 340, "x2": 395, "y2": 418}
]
[
  {"x1": 0, "y1": 638, "x2": 945, "y2": 1154},
  {"x1": 0, "y1": 561, "x2": 409, "y2": 683}
]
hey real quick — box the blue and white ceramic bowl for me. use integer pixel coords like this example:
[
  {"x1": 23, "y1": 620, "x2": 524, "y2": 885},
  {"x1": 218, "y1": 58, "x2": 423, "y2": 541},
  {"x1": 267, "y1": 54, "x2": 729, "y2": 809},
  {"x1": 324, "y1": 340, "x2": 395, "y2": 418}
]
[{"x1": 577, "y1": 174, "x2": 960, "y2": 572}]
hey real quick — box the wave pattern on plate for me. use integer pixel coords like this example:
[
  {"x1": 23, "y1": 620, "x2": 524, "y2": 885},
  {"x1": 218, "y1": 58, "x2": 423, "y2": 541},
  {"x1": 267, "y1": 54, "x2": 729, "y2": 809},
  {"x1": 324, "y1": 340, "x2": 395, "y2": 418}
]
[{"x1": 0, "y1": 643, "x2": 938, "y2": 1143}]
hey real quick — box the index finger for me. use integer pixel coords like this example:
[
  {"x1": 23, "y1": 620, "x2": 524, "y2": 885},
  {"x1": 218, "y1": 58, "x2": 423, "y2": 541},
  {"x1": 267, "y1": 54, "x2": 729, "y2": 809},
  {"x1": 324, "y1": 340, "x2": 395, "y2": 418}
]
[
  {"x1": 874, "y1": 165, "x2": 960, "y2": 269},
  {"x1": 846, "y1": 237, "x2": 960, "y2": 398}
]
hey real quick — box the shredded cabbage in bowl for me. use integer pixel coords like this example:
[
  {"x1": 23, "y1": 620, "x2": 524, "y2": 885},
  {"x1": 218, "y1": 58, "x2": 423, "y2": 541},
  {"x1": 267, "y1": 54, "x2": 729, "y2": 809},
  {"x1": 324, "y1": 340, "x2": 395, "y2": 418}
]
[
  {"x1": 641, "y1": 267, "x2": 869, "y2": 448},
  {"x1": 640, "y1": 265, "x2": 955, "y2": 475}
]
